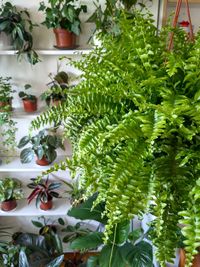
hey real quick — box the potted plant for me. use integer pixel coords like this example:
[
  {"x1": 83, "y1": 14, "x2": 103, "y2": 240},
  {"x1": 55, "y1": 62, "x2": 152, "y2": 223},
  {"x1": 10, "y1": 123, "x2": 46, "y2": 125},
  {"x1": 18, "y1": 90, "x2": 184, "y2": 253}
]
[
  {"x1": 18, "y1": 84, "x2": 37, "y2": 113},
  {"x1": 38, "y1": 0, "x2": 87, "y2": 48},
  {"x1": 0, "y1": 76, "x2": 14, "y2": 112},
  {"x1": 27, "y1": 177, "x2": 61, "y2": 210},
  {"x1": 0, "y1": 1, "x2": 39, "y2": 65},
  {"x1": 41, "y1": 71, "x2": 69, "y2": 107},
  {"x1": 31, "y1": 10, "x2": 200, "y2": 266},
  {"x1": 0, "y1": 177, "x2": 23, "y2": 211},
  {"x1": 18, "y1": 129, "x2": 64, "y2": 166}
]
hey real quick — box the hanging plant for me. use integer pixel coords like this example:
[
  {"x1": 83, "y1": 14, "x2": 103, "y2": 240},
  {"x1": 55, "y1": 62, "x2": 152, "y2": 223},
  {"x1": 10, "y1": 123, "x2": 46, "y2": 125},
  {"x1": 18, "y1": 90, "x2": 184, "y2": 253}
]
[
  {"x1": 0, "y1": 1, "x2": 39, "y2": 65},
  {"x1": 31, "y1": 10, "x2": 200, "y2": 267}
]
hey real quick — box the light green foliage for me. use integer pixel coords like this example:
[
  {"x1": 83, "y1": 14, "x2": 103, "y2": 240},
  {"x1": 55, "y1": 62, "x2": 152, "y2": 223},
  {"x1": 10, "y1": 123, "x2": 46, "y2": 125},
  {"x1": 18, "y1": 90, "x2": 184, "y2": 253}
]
[
  {"x1": 0, "y1": 177, "x2": 23, "y2": 202},
  {"x1": 31, "y1": 11, "x2": 200, "y2": 266}
]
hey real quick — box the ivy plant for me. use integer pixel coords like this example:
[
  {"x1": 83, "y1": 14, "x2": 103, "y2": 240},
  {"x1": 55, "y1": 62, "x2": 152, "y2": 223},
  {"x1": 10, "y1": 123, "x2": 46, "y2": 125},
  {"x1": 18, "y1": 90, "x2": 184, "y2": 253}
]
[
  {"x1": 0, "y1": 1, "x2": 39, "y2": 65},
  {"x1": 31, "y1": 11, "x2": 200, "y2": 267}
]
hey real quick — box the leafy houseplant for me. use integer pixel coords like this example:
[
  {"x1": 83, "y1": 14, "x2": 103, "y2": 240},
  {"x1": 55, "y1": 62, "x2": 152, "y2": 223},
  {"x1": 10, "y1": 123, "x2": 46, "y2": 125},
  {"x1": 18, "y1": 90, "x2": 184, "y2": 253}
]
[
  {"x1": 31, "y1": 10, "x2": 200, "y2": 267},
  {"x1": 18, "y1": 129, "x2": 64, "y2": 166},
  {"x1": 87, "y1": 0, "x2": 149, "y2": 40},
  {"x1": 0, "y1": 1, "x2": 39, "y2": 65},
  {"x1": 27, "y1": 177, "x2": 61, "y2": 210},
  {"x1": 0, "y1": 76, "x2": 14, "y2": 112},
  {"x1": 39, "y1": 0, "x2": 87, "y2": 48},
  {"x1": 18, "y1": 84, "x2": 37, "y2": 113},
  {"x1": 0, "y1": 177, "x2": 23, "y2": 211},
  {"x1": 41, "y1": 71, "x2": 69, "y2": 107},
  {"x1": 67, "y1": 194, "x2": 153, "y2": 267}
]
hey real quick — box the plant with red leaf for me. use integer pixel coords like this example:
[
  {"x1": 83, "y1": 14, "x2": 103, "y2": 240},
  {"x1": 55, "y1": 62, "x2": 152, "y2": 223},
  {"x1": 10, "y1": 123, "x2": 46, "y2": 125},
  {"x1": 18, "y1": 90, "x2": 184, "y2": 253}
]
[{"x1": 27, "y1": 177, "x2": 61, "y2": 210}]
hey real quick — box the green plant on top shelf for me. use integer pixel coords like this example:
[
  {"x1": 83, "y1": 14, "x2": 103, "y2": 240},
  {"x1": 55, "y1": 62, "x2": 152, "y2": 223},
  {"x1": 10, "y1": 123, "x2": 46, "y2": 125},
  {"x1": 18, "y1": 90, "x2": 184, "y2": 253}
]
[
  {"x1": 18, "y1": 129, "x2": 64, "y2": 165},
  {"x1": 87, "y1": 0, "x2": 151, "y2": 38},
  {"x1": 0, "y1": 1, "x2": 39, "y2": 65},
  {"x1": 39, "y1": 0, "x2": 87, "y2": 35},
  {"x1": 41, "y1": 71, "x2": 70, "y2": 107},
  {"x1": 27, "y1": 177, "x2": 61, "y2": 210}
]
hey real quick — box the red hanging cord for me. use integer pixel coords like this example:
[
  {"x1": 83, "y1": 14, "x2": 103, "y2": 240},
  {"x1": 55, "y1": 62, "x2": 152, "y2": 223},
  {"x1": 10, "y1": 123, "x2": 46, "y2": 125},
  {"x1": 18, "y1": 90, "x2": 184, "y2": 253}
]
[{"x1": 168, "y1": 0, "x2": 194, "y2": 51}]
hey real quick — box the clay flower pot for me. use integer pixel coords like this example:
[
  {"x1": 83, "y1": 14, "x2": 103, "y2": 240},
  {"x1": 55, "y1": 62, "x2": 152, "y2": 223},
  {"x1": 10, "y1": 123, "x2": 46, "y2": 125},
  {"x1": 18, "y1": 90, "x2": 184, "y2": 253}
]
[
  {"x1": 179, "y1": 248, "x2": 200, "y2": 267},
  {"x1": 40, "y1": 199, "x2": 53, "y2": 211},
  {"x1": 22, "y1": 99, "x2": 37, "y2": 112},
  {"x1": 53, "y1": 28, "x2": 76, "y2": 48},
  {"x1": 0, "y1": 99, "x2": 12, "y2": 112},
  {"x1": 36, "y1": 156, "x2": 50, "y2": 166},
  {"x1": 1, "y1": 199, "x2": 17, "y2": 211}
]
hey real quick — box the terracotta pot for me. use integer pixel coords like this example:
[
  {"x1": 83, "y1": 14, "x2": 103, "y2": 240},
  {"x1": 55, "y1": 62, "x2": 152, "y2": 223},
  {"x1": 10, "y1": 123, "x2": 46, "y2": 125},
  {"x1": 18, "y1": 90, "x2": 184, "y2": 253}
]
[
  {"x1": 1, "y1": 199, "x2": 17, "y2": 211},
  {"x1": 179, "y1": 248, "x2": 200, "y2": 267},
  {"x1": 36, "y1": 156, "x2": 50, "y2": 166},
  {"x1": 40, "y1": 199, "x2": 53, "y2": 211},
  {"x1": 0, "y1": 100, "x2": 12, "y2": 112},
  {"x1": 53, "y1": 28, "x2": 76, "y2": 48},
  {"x1": 22, "y1": 99, "x2": 37, "y2": 112},
  {"x1": 62, "y1": 252, "x2": 98, "y2": 266}
]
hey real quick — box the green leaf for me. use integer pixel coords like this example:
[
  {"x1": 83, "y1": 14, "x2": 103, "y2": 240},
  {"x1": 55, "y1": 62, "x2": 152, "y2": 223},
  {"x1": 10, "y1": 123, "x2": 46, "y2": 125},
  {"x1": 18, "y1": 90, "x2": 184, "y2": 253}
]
[
  {"x1": 31, "y1": 220, "x2": 44, "y2": 228},
  {"x1": 35, "y1": 145, "x2": 44, "y2": 160},
  {"x1": 113, "y1": 221, "x2": 130, "y2": 245},
  {"x1": 58, "y1": 218, "x2": 65, "y2": 226},
  {"x1": 18, "y1": 136, "x2": 30, "y2": 148},
  {"x1": 0, "y1": 20, "x2": 9, "y2": 31},
  {"x1": 46, "y1": 149, "x2": 57, "y2": 163},
  {"x1": 71, "y1": 21, "x2": 80, "y2": 35},
  {"x1": 67, "y1": 193, "x2": 107, "y2": 224},
  {"x1": 99, "y1": 245, "x2": 126, "y2": 267},
  {"x1": 20, "y1": 148, "x2": 34, "y2": 163},
  {"x1": 86, "y1": 256, "x2": 99, "y2": 267},
  {"x1": 70, "y1": 232, "x2": 103, "y2": 250},
  {"x1": 121, "y1": 241, "x2": 153, "y2": 267}
]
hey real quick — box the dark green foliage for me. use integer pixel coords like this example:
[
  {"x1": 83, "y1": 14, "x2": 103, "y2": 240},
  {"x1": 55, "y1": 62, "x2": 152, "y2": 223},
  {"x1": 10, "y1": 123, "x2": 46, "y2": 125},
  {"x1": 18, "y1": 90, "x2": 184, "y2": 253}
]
[
  {"x1": 0, "y1": 1, "x2": 39, "y2": 64},
  {"x1": 39, "y1": 0, "x2": 87, "y2": 35},
  {"x1": 18, "y1": 129, "x2": 64, "y2": 164},
  {"x1": 18, "y1": 84, "x2": 37, "y2": 102},
  {"x1": 31, "y1": 11, "x2": 200, "y2": 266}
]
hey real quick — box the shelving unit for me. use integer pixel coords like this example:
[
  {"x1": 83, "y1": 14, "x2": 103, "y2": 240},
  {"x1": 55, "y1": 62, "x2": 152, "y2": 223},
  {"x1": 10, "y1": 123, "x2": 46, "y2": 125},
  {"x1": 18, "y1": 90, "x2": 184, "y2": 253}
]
[
  {"x1": 0, "y1": 48, "x2": 92, "y2": 56},
  {"x1": 0, "y1": 155, "x2": 68, "y2": 172}
]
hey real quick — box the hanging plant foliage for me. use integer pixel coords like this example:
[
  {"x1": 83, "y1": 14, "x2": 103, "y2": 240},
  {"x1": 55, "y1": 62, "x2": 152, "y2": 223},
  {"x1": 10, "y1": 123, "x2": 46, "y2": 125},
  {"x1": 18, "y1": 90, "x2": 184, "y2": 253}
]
[{"x1": 32, "y1": 11, "x2": 200, "y2": 267}]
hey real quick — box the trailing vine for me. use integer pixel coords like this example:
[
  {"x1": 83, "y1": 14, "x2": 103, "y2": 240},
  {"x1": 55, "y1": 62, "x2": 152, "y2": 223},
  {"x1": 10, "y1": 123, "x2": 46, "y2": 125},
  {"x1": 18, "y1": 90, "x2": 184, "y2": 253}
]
[{"x1": 31, "y1": 11, "x2": 200, "y2": 266}]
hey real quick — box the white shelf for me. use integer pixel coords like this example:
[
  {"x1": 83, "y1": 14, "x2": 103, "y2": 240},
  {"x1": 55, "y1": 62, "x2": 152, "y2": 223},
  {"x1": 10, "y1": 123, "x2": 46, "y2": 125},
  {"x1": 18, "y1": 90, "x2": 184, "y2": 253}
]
[
  {"x1": 0, "y1": 48, "x2": 92, "y2": 56},
  {"x1": 12, "y1": 107, "x2": 47, "y2": 119},
  {"x1": 0, "y1": 155, "x2": 69, "y2": 172},
  {"x1": 0, "y1": 198, "x2": 70, "y2": 216}
]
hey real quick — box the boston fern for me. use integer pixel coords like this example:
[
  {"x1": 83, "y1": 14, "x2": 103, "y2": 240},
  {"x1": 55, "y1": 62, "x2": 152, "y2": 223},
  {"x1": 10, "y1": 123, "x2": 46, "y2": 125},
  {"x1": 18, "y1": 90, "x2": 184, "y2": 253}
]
[{"x1": 31, "y1": 11, "x2": 200, "y2": 267}]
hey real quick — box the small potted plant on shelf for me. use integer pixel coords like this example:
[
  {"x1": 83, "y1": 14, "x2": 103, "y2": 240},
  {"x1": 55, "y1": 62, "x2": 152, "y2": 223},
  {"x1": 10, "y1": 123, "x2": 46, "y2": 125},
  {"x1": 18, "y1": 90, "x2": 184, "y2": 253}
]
[
  {"x1": 0, "y1": 76, "x2": 14, "y2": 112},
  {"x1": 38, "y1": 0, "x2": 87, "y2": 48},
  {"x1": 18, "y1": 129, "x2": 64, "y2": 166},
  {"x1": 41, "y1": 71, "x2": 69, "y2": 106},
  {"x1": 0, "y1": 1, "x2": 39, "y2": 65},
  {"x1": 18, "y1": 84, "x2": 37, "y2": 112},
  {"x1": 0, "y1": 177, "x2": 23, "y2": 211},
  {"x1": 27, "y1": 177, "x2": 61, "y2": 211}
]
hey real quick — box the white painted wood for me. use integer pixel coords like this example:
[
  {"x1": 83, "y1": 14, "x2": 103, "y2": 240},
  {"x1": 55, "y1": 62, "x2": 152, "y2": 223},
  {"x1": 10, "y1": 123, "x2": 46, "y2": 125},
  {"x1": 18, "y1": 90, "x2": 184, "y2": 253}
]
[{"x1": 0, "y1": 156, "x2": 69, "y2": 172}]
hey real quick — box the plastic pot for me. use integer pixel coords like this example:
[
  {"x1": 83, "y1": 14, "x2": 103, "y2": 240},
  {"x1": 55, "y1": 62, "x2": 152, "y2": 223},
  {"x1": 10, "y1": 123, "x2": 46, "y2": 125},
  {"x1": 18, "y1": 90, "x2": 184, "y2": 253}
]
[
  {"x1": 36, "y1": 156, "x2": 50, "y2": 166},
  {"x1": 53, "y1": 28, "x2": 76, "y2": 48},
  {"x1": 1, "y1": 199, "x2": 17, "y2": 211},
  {"x1": 22, "y1": 99, "x2": 37, "y2": 112},
  {"x1": 40, "y1": 199, "x2": 53, "y2": 211}
]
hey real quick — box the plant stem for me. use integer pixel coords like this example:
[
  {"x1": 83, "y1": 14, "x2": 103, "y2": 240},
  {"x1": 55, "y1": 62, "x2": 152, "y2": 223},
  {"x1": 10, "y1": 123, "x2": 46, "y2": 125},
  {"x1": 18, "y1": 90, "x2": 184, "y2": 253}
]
[{"x1": 109, "y1": 224, "x2": 117, "y2": 267}]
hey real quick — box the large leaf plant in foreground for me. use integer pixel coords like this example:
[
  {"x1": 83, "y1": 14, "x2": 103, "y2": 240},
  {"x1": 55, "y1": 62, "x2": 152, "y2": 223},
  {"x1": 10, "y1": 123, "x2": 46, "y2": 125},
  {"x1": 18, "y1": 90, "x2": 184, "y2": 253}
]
[{"x1": 31, "y1": 11, "x2": 200, "y2": 267}]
